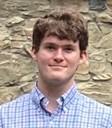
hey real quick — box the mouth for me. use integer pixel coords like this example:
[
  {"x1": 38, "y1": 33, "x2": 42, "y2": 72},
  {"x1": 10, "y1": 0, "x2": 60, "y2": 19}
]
[
  {"x1": 49, "y1": 64, "x2": 67, "y2": 67},
  {"x1": 48, "y1": 65, "x2": 67, "y2": 70}
]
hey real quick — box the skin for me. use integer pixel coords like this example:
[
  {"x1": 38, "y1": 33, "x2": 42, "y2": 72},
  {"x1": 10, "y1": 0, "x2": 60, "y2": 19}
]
[{"x1": 31, "y1": 35, "x2": 87, "y2": 111}]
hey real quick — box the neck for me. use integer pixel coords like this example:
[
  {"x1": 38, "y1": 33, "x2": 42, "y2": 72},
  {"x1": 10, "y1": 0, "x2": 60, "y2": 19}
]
[{"x1": 37, "y1": 77, "x2": 75, "y2": 100}]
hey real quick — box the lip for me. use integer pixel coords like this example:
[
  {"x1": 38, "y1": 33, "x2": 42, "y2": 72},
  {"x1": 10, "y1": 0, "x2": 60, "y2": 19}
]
[
  {"x1": 48, "y1": 65, "x2": 67, "y2": 71},
  {"x1": 49, "y1": 66, "x2": 66, "y2": 71},
  {"x1": 49, "y1": 65, "x2": 67, "y2": 68}
]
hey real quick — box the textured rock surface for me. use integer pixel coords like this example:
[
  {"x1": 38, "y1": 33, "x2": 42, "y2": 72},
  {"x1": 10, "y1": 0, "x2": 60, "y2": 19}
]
[{"x1": 0, "y1": 0, "x2": 112, "y2": 106}]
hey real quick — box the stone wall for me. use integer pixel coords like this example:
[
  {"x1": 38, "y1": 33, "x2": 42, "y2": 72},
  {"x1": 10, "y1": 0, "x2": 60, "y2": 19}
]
[{"x1": 0, "y1": 0, "x2": 112, "y2": 106}]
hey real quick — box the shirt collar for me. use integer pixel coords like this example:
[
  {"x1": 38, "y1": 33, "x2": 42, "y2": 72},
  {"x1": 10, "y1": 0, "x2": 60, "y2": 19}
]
[
  {"x1": 31, "y1": 82, "x2": 78, "y2": 111},
  {"x1": 30, "y1": 82, "x2": 44, "y2": 107}
]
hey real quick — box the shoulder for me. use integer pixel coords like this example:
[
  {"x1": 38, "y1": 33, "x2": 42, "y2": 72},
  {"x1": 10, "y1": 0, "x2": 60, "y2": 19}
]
[
  {"x1": 77, "y1": 92, "x2": 112, "y2": 120},
  {"x1": 0, "y1": 93, "x2": 31, "y2": 113},
  {"x1": 78, "y1": 92, "x2": 112, "y2": 112},
  {"x1": 68, "y1": 89, "x2": 112, "y2": 127},
  {"x1": 0, "y1": 91, "x2": 37, "y2": 127}
]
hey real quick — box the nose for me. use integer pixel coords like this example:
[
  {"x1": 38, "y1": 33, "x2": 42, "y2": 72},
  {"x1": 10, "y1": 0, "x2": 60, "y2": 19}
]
[{"x1": 54, "y1": 49, "x2": 64, "y2": 63}]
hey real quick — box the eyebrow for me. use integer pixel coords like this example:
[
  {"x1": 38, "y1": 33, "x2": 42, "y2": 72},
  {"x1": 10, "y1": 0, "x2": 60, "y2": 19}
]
[{"x1": 43, "y1": 42, "x2": 76, "y2": 47}]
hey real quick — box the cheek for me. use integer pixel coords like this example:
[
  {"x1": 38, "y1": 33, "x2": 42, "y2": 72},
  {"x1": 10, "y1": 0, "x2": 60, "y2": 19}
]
[
  {"x1": 68, "y1": 59, "x2": 81, "y2": 71},
  {"x1": 37, "y1": 56, "x2": 46, "y2": 64},
  {"x1": 37, "y1": 53, "x2": 51, "y2": 65},
  {"x1": 68, "y1": 55, "x2": 80, "y2": 65}
]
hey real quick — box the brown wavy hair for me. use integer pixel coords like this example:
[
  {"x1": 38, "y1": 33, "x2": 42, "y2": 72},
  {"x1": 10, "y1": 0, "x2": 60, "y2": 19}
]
[{"x1": 32, "y1": 8, "x2": 88, "y2": 53}]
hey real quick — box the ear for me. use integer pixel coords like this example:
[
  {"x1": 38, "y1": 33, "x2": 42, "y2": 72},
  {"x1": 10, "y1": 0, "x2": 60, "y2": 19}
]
[
  {"x1": 79, "y1": 51, "x2": 88, "y2": 64},
  {"x1": 30, "y1": 49, "x2": 38, "y2": 61}
]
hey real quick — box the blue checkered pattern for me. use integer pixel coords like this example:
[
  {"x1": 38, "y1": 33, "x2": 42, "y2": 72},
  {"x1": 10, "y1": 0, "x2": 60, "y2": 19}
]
[{"x1": 0, "y1": 83, "x2": 112, "y2": 128}]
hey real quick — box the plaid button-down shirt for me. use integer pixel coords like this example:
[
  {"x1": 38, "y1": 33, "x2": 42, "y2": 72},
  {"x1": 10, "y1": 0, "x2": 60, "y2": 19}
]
[{"x1": 0, "y1": 83, "x2": 112, "y2": 128}]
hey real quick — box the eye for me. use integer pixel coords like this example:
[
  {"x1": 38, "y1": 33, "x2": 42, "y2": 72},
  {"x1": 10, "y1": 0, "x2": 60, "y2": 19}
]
[
  {"x1": 45, "y1": 45, "x2": 56, "y2": 51},
  {"x1": 64, "y1": 47, "x2": 74, "y2": 53}
]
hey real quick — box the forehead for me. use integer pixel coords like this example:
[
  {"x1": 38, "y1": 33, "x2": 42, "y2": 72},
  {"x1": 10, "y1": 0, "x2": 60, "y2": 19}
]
[{"x1": 41, "y1": 35, "x2": 79, "y2": 46}]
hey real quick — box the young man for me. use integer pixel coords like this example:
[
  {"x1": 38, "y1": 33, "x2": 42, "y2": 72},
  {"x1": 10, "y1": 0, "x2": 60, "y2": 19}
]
[{"x1": 0, "y1": 9, "x2": 112, "y2": 128}]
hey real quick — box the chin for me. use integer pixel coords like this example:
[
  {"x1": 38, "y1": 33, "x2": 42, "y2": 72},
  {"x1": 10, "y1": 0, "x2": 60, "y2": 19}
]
[
  {"x1": 49, "y1": 76, "x2": 70, "y2": 84},
  {"x1": 48, "y1": 79, "x2": 66, "y2": 86},
  {"x1": 50, "y1": 75, "x2": 65, "y2": 80}
]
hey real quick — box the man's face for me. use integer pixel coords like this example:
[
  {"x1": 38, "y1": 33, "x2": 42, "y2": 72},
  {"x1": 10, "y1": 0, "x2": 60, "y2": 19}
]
[{"x1": 32, "y1": 35, "x2": 87, "y2": 85}]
